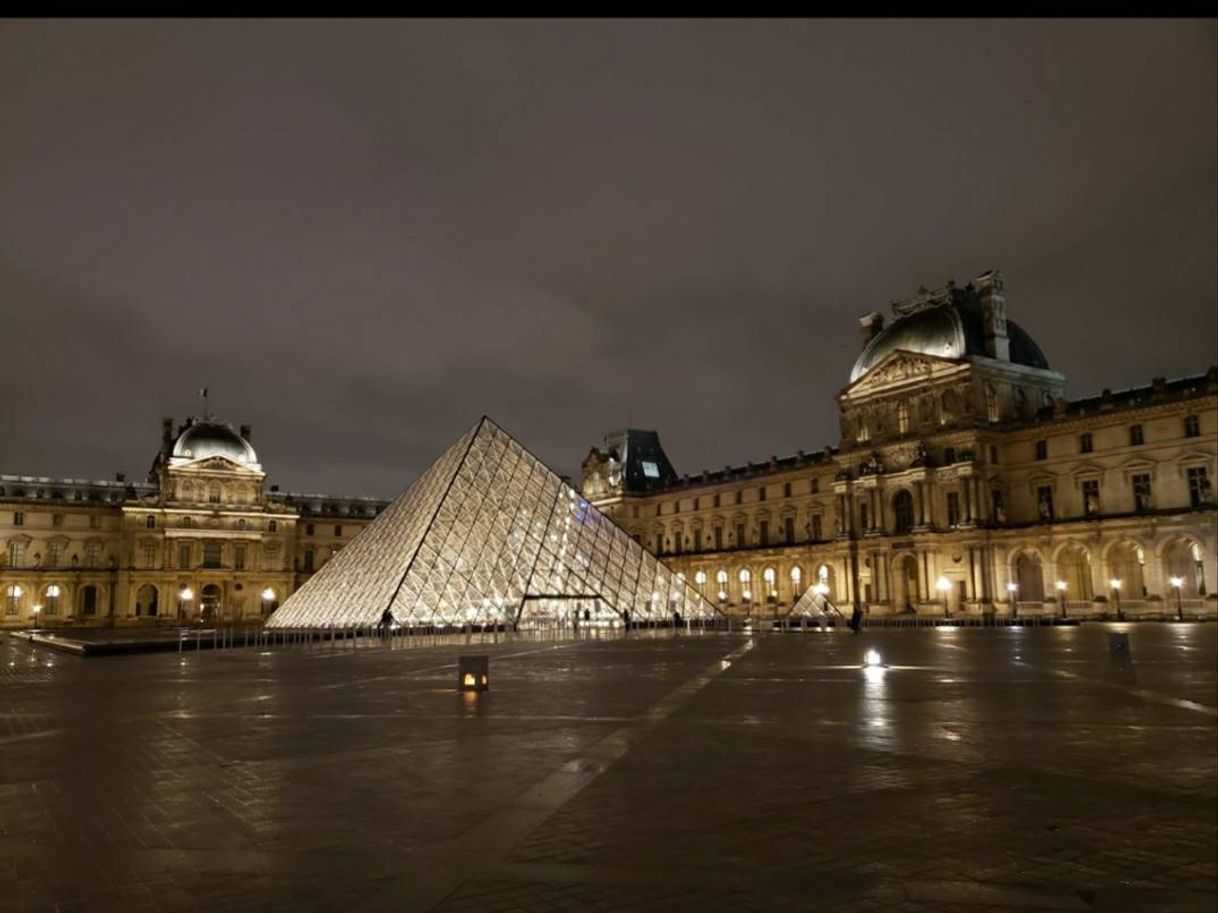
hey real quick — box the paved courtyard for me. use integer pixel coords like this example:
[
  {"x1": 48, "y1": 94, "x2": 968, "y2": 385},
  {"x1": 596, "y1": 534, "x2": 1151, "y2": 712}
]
[{"x1": 1, "y1": 623, "x2": 1214, "y2": 913}]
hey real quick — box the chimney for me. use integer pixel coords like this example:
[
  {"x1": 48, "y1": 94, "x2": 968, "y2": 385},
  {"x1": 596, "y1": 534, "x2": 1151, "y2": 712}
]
[
  {"x1": 161, "y1": 417, "x2": 174, "y2": 459},
  {"x1": 115, "y1": 472, "x2": 126, "y2": 483},
  {"x1": 240, "y1": 424, "x2": 252, "y2": 442},
  {"x1": 859, "y1": 311, "x2": 885, "y2": 345},
  {"x1": 977, "y1": 270, "x2": 1010, "y2": 361},
  {"x1": 270, "y1": 484, "x2": 279, "y2": 492}
]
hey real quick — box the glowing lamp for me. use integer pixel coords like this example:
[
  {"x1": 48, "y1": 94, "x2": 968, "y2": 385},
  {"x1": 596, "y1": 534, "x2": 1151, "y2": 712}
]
[
  {"x1": 458, "y1": 655, "x2": 489, "y2": 693},
  {"x1": 863, "y1": 649, "x2": 883, "y2": 668},
  {"x1": 935, "y1": 576, "x2": 951, "y2": 594},
  {"x1": 1055, "y1": 581, "x2": 1067, "y2": 593},
  {"x1": 1169, "y1": 576, "x2": 1185, "y2": 589},
  {"x1": 179, "y1": 587, "x2": 194, "y2": 601},
  {"x1": 1006, "y1": 582, "x2": 1018, "y2": 594},
  {"x1": 1109, "y1": 579, "x2": 1121, "y2": 591},
  {"x1": 260, "y1": 587, "x2": 276, "y2": 601}
]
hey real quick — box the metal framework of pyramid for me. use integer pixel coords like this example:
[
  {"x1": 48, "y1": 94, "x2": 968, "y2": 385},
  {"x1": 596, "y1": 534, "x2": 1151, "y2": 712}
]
[
  {"x1": 789, "y1": 585, "x2": 834, "y2": 618},
  {"x1": 265, "y1": 417, "x2": 720, "y2": 629}
]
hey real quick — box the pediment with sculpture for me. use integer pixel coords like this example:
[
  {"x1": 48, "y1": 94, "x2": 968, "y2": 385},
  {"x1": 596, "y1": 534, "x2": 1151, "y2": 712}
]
[{"x1": 846, "y1": 349, "x2": 960, "y2": 394}]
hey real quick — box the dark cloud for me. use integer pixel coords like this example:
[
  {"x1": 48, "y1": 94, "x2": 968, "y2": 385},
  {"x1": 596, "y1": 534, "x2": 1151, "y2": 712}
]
[{"x1": 1, "y1": 20, "x2": 1214, "y2": 496}]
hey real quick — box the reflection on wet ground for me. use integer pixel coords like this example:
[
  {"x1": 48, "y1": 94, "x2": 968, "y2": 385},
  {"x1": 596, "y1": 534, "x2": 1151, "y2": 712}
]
[{"x1": 1, "y1": 623, "x2": 1214, "y2": 912}]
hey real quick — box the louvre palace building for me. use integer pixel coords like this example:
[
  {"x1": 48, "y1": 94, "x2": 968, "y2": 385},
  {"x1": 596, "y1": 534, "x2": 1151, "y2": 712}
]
[
  {"x1": 580, "y1": 270, "x2": 1217, "y2": 621},
  {"x1": 2, "y1": 269, "x2": 1216, "y2": 628}
]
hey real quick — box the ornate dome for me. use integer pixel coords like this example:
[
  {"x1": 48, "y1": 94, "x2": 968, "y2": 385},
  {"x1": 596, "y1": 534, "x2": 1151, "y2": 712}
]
[
  {"x1": 849, "y1": 296, "x2": 1049, "y2": 383},
  {"x1": 170, "y1": 420, "x2": 258, "y2": 466}
]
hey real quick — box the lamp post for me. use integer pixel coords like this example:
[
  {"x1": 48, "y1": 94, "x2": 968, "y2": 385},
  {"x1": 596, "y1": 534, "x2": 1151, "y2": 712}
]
[
  {"x1": 1110, "y1": 578, "x2": 1122, "y2": 621},
  {"x1": 1169, "y1": 576, "x2": 1185, "y2": 621},
  {"x1": 260, "y1": 587, "x2": 276, "y2": 619},
  {"x1": 1006, "y1": 581, "x2": 1018, "y2": 619},
  {"x1": 179, "y1": 586, "x2": 194, "y2": 622},
  {"x1": 1056, "y1": 580, "x2": 1068, "y2": 619},
  {"x1": 32, "y1": 603, "x2": 41, "y2": 632},
  {"x1": 936, "y1": 576, "x2": 951, "y2": 618}
]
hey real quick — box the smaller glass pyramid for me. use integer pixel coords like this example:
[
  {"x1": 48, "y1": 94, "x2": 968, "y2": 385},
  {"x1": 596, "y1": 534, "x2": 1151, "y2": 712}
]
[
  {"x1": 789, "y1": 584, "x2": 835, "y2": 618},
  {"x1": 266, "y1": 417, "x2": 720, "y2": 629}
]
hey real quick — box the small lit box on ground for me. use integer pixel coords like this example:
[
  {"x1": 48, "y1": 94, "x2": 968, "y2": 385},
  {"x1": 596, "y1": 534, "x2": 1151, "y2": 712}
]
[{"x1": 458, "y1": 655, "x2": 489, "y2": 692}]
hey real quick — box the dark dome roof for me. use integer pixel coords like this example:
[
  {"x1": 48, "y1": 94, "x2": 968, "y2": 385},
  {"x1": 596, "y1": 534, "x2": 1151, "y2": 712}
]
[
  {"x1": 850, "y1": 297, "x2": 1049, "y2": 382},
  {"x1": 171, "y1": 420, "x2": 258, "y2": 465}
]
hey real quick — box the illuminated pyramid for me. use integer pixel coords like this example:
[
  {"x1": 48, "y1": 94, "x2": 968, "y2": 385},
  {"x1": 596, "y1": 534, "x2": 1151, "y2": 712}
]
[
  {"x1": 789, "y1": 583, "x2": 833, "y2": 618},
  {"x1": 265, "y1": 417, "x2": 719, "y2": 629}
]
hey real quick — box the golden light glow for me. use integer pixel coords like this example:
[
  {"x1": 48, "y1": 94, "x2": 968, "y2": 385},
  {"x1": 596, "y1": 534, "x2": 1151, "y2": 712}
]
[{"x1": 462, "y1": 673, "x2": 476, "y2": 687}]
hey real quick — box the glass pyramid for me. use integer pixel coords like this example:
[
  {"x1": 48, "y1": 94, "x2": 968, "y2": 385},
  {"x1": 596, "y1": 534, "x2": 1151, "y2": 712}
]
[
  {"x1": 266, "y1": 417, "x2": 720, "y2": 629},
  {"x1": 789, "y1": 584, "x2": 833, "y2": 618}
]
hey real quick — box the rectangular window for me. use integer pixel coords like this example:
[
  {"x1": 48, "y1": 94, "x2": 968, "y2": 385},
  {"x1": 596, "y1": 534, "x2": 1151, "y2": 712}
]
[
  {"x1": 759, "y1": 521, "x2": 769, "y2": 546},
  {"x1": 334, "y1": 524, "x2": 343, "y2": 537},
  {"x1": 8, "y1": 542, "x2": 23, "y2": 569},
  {"x1": 1129, "y1": 424, "x2": 1144, "y2": 446},
  {"x1": 990, "y1": 445, "x2": 999, "y2": 464},
  {"x1": 784, "y1": 516, "x2": 795, "y2": 543},
  {"x1": 209, "y1": 489, "x2": 221, "y2": 504},
  {"x1": 12, "y1": 512, "x2": 23, "y2": 526},
  {"x1": 991, "y1": 489, "x2": 1005, "y2": 521},
  {"x1": 81, "y1": 587, "x2": 97, "y2": 615},
  {"x1": 178, "y1": 543, "x2": 191, "y2": 569},
  {"x1": 735, "y1": 523, "x2": 746, "y2": 546},
  {"x1": 735, "y1": 491, "x2": 742, "y2": 505},
  {"x1": 52, "y1": 513, "x2": 64, "y2": 527},
  {"x1": 85, "y1": 544, "x2": 100, "y2": 568},
  {"x1": 1082, "y1": 480, "x2": 1100, "y2": 517},
  {"x1": 303, "y1": 549, "x2": 315, "y2": 572},
  {"x1": 758, "y1": 486, "x2": 767, "y2": 502},
  {"x1": 305, "y1": 523, "x2": 314, "y2": 536},
  {"x1": 811, "y1": 478, "x2": 819, "y2": 494},
  {"x1": 142, "y1": 543, "x2": 156, "y2": 568},
  {"x1": 640, "y1": 460, "x2": 660, "y2": 479},
  {"x1": 859, "y1": 502, "x2": 869, "y2": 531},
  {"x1": 1037, "y1": 485, "x2": 1055, "y2": 520},
  {"x1": 714, "y1": 526, "x2": 723, "y2": 550},
  {"x1": 1187, "y1": 466, "x2": 1210, "y2": 507},
  {"x1": 693, "y1": 497, "x2": 699, "y2": 511},
  {"x1": 811, "y1": 514, "x2": 823, "y2": 541},
  {"x1": 655, "y1": 505, "x2": 661, "y2": 517},
  {"x1": 783, "y1": 482, "x2": 791, "y2": 498},
  {"x1": 673, "y1": 502, "x2": 680, "y2": 514},
  {"x1": 234, "y1": 545, "x2": 246, "y2": 570},
  {"x1": 1035, "y1": 440, "x2": 1047, "y2": 461},
  {"x1": 1132, "y1": 473, "x2": 1152, "y2": 511},
  {"x1": 89, "y1": 514, "x2": 101, "y2": 530},
  {"x1": 713, "y1": 494, "x2": 721, "y2": 508},
  {"x1": 5, "y1": 589, "x2": 18, "y2": 615},
  {"x1": 202, "y1": 542, "x2": 222, "y2": 568},
  {"x1": 1184, "y1": 415, "x2": 1200, "y2": 438},
  {"x1": 1080, "y1": 433, "x2": 1093, "y2": 454},
  {"x1": 946, "y1": 491, "x2": 961, "y2": 527}
]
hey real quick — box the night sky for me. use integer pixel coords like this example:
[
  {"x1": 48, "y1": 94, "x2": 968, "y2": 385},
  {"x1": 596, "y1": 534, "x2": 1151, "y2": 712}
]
[{"x1": 2, "y1": 20, "x2": 1214, "y2": 498}]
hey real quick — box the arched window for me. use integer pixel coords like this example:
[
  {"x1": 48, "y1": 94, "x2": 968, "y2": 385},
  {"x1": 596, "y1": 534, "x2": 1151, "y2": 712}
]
[
  {"x1": 763, "y1": 566, "x2": 777, "y2": 602},
  {"x1": 893, "y1": 490, "x2": 915, "y2": 534},
  {"x1": 715, "y1": 569, "x2": 728, "y2": 602},
  {"x1": 79, "y1": 585, "x2": 99, "y2": 616},
  {"x1": 43, "y1": 584, "x2": 62, "y2": 616},
  {"x1": 790, "y1": 566, "x2": 803, "y2": 596},
  {"x1": 694, "y1": 569, "x2": 707, "y2": 587},
  {"x1": 738, "y1": 568, "x2": 752, "y2": 602}
]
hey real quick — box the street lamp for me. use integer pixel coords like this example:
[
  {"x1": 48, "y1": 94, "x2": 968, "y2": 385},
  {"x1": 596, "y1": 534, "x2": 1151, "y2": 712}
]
[
  {"x1": 32, "y1": 603, "x2": 41, "y2": 631},
  {"x1": 936, "y1": 576, "x2": 951, "y2": 618},
  {"x1": 179, "y1": 586, "x2": 194, "y2": 621},
  {"x1": 1006, "y1": 581, "x2": 1018, "y2": 619},
  {"x1": 1110, "y1": 578, "x2": 1123, "y2": 621},
  {"x1": 260, "y1": 587, "x2": 276, "y2": 618},
  {"x1": 1169, "y1": 576, "x2": 1185, "y2": 621},
  {"x1": 1056, "y1": 580, "x2": 1068, "y2": 619}
]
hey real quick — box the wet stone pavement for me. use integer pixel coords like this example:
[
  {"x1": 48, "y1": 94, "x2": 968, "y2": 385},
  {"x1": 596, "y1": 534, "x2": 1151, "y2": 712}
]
[{"x1": 0, "y1": 624, "x2": 1214, "y2": 913}]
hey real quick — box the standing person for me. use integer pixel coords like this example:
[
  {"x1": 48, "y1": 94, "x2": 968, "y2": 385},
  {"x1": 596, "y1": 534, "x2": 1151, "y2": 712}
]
[{"x1": 849, "y1": 603, "x2": 864, "y2": 634}]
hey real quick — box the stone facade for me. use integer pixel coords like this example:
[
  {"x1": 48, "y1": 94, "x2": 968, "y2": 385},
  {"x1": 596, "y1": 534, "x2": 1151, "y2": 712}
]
[
  {"x1": 582, "y1": 271, "x2": 1218, "y2": 621},
  {"x1": 0, "y1": 418, "x2": 388, "y2": 627}
]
